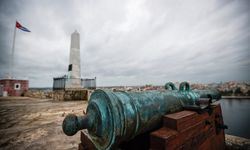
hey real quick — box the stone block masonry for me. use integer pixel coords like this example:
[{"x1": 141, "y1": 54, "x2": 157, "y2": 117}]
[{"x1": 25, "y1": 90, "x2": 53, "y2": 99}]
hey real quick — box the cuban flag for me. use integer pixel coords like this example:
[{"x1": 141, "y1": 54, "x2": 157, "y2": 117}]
[{"x1": 16, "y1": 21, "x2": 31, "y2": 32}]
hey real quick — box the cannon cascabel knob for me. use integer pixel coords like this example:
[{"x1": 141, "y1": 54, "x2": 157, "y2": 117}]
[{"x1": 62, "y1": 114, "x2": 89, "y2": 136}]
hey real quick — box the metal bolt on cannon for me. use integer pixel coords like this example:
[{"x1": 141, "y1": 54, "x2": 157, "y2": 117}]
[{"x1": 62, "y1": 81, "x2": 222, "y2": 149}]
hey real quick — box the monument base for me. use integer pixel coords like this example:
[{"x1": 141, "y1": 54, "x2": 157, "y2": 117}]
[{"x1": 53, "y1": 89, "x2": 89, "y2": 101}]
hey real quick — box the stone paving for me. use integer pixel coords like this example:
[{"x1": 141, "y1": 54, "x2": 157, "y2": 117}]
[{"x1": 0, "y1": 97, "x2": 87, "y2": 150}]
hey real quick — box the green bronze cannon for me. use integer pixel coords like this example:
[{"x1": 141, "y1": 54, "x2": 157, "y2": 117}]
[{"x1": 62, "y1": 82, "x2": 221, "y2": 149}]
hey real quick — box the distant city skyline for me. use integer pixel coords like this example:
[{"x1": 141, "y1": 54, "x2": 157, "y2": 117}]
[{"x1": 0, "y1": 0, "x2": 249, "y2": 87}]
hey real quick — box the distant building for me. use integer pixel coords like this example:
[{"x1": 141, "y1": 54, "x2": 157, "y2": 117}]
[
  {"x1": 0, "y1": 78, "x2": 29, "y2": 96},
  {"x1": 52, "y1": 30, "x2": 96, "y2": 91}
]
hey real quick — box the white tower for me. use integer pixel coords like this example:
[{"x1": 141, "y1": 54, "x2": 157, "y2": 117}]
[{"x1": 66, "y1": 30, "x2": 81, "y2": 88}]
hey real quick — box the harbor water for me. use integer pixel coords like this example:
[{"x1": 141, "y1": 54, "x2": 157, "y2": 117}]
[{"x1": 219, "y1": 99, "x2": 250, "y2": 139}]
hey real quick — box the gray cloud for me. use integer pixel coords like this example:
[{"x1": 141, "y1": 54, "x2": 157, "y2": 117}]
[{"x1": 0, "y1": 0, "x2": 249, "y2": 87}]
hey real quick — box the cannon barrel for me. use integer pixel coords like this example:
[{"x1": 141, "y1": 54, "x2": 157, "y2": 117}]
[{"x1": 62, "y1": 82, "x2": 221, "y2": 149}]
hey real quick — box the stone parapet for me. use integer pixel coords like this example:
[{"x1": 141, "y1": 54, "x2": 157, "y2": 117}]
[
  {"x1": 53, "y1": 89, "x2": 89, "y2": 101},
  {"x1": 25, "y1": 90, "x2": 53, "y2": 99}
]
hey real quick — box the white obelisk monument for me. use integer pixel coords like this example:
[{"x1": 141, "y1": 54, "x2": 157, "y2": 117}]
[{"x1": 66, "y1": 30, "x2": 81, "y2": 88}]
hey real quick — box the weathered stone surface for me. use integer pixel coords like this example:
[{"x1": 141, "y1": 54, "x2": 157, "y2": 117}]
[
  {"x1": 52, "y1": 90, "x2": 65, "y2": 101},
  {"x1": 226, "y1": 134, "x2": 250, "y2": 150}
]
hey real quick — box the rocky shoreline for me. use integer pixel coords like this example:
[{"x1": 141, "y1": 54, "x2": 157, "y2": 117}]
[
  {"x1": 222, "y1": 96, "x2": 250, "y2": 99},
  {"x1": 225, "y1": 134, "x2": 250, "y2": 150}
]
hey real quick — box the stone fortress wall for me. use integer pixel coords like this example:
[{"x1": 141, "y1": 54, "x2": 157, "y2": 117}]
[{"x1": 25, "y1": 89, "x2": 90, "y2": 101}]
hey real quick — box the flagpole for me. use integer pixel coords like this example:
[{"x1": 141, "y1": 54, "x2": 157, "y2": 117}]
[{"x1": 10, "y1": 21, "x2": 17, "y2": 79}]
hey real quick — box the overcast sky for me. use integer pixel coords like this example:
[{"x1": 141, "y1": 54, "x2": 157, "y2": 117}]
[{"x1": 0, "y1": 0, "x2": 249, "y2": 87}]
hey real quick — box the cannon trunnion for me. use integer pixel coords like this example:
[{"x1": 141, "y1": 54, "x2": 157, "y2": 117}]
[{"x1": 62, "y1": 82, "x2": 226, "y2": 150}]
